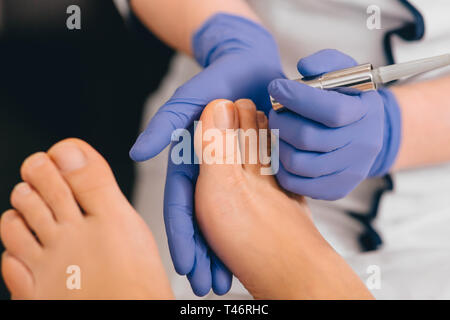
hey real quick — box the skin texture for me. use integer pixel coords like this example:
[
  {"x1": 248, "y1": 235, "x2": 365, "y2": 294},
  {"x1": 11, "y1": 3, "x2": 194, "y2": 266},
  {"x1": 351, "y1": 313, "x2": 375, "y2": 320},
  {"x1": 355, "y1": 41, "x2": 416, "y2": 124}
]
[
  {"x1": 130, "y1": 0, "x2": 260, "y2": 56},
  {"x1": 392, "y1": 76, "x2": 450, "y2": 171},
  {"x1": 1, "y1": 139, "x2": 173, "y2": 299},
  {"x1": 194, "y1": 99, "x2": 373, "y2": 299}
]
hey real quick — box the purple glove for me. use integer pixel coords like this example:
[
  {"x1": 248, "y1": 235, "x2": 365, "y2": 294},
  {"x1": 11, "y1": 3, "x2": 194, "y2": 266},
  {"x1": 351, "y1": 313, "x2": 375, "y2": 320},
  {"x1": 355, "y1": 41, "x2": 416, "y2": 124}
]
[
  {"x1": 164, "y1": 126, "x2": 232, "y2": 296},
  {"x1": 269, "y1": 49, "x2": 402, "y2": 200},
  {"x1": 130, "y1": 14, "x2": 284, "y2": 296},
  {"x1": 130, "y1": 14, "x2": 283, "y2": 160}
]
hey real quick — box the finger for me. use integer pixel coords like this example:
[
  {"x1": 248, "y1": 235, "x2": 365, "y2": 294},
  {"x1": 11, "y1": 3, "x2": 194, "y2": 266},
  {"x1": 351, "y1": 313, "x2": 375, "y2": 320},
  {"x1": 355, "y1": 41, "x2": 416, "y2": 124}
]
[
  {"x1": 276, "y1": 163, "x2": 360, "y2": 200},
  {"x1": 279, "y1": 140, "x2": 351, "y2": 178},
  {"x1": 130, "y1": 66, "x2": 225, "y2": 162},
  {"x1": 164, "y1": 151, "x2": 199, "y2": 275},
  {"x1": 130, "y1": 100, "x2": 204, "y2": 162},
  {"x1": 187, "y1": 232, "x2": 212, "y2": 297},
  {"x1": 211, "y1": 255, "x2": 232, "y2": 295},
  {"x1": 269, "y1": 109, "x2": 351, "y2": 152},
  {"x1": 268, "y1": 79, "x2": 368, "y2": 127},
  {"x1": 297, "y1": 49, "x2": 358, "y2": 77},
  {"x1": 130, "y1": 60, "x2": 275, "y2": 162}
]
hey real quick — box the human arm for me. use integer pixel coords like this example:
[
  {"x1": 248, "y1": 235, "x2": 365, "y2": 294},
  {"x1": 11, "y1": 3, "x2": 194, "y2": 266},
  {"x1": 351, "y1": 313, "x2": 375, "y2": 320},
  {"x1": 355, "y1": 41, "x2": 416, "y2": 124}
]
[
  {"x1": 391, "y1": 76, "x2": 450, "y2": 170},
  {"x1": 130, "y1": 0, "x2": 260, "y2": 56}
]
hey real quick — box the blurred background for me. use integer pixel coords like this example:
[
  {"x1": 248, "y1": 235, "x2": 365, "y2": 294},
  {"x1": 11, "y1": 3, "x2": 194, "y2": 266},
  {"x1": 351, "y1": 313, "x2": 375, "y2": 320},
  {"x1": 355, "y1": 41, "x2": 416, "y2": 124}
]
[{"x1": 0, "y1": 0, "x2": 173, "y2": 298}]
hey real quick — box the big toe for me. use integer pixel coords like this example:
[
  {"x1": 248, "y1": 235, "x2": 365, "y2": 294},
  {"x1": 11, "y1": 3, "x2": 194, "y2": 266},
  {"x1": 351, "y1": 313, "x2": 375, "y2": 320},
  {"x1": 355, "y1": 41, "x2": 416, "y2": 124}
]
[
  {"x1": 47, "y1": 139, "x2": 134, "y2": 218},
  {"x1": 194, "y1": 99, "x2": 242, "y2": 175}
]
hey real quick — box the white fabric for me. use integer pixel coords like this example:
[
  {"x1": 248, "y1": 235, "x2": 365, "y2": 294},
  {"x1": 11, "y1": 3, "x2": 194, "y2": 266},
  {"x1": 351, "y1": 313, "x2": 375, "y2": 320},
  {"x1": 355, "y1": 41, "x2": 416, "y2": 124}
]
[
  {"x1": 392, "y1": 0, "x2": 450, "y2": 81},
  {"x1": 409, "y1": 0, "x2": 450, "y2": 39},
  {"x1": 131, "y1": 0, "x2": 450, "y2": 299}
]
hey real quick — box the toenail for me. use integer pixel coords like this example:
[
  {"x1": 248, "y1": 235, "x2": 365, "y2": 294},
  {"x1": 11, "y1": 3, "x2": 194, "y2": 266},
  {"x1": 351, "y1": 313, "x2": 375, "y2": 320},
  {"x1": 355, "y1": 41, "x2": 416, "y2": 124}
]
[
  {"x1": 51, "y1": 143, "x2": 87, "y2": 172},
  {"x1": 15, "y1": 183, "x2": 31, "y2": 195},
  {"x1": 27, "y1": 153, "x2": 47, "y2": 168},
  {"x1": 214, "y1": 101, "x2": 235, "y2": 129},
  {"x1": 2, "y1": 211, "x2": 17, "y2": 222},
  {"x1": 235, "y1": 99, "x2": 256, "y2": 110},
  {"x1": 257, "y1": 111, "x2": 267, "y2": 124}
]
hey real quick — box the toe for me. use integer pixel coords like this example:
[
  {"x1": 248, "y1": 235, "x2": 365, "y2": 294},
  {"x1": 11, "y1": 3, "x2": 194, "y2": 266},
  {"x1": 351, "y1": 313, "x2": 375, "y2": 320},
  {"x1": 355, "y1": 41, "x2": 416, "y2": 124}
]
[
  {"x1": 194, "y1": 99, "x2": 244, "y2": 178},
  {"x1": 256, "y1": 111, "x2": 272, "y2": 167},
  {"x1": 20, "y1": 152, "x2": 81, "y2": 223},
  {"x1": 48, "y1": 138, "x2": 133, "y2": 218},
  {"x1": 2, "y1": 251, "x2": 34, "y2": 299},
  {"x1": 235, "y1": 99, "x2": 260, "y2": 174},
  {"x1": 258, "y1": 111, "x2": 280, "y2": 180},
  {"x1": 0, "y1": 210, "x2": 42, "y2": 265},
  {"x1": 257, "y1": 111, "x2": 269, "y2": 132},
  {"x1": 10, "y1": 182, "x2": 57, "y2": 245}
]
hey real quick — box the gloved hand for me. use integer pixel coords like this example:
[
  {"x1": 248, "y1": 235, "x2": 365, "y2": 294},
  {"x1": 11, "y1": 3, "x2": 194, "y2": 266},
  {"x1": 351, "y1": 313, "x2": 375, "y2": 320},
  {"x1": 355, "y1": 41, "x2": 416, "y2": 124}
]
[
  {"x1": 268, "y1": 49, "x2": 402, "y2": 200},
  {"x1": 130, "y1": 14, "x2": 284, "y2": 296},
  {"x1": 164, "y1": 126, "x2": 232, "y2": 296},
  {"x1": 130, "y1": 14, "x2": 283, "y2": 160}
]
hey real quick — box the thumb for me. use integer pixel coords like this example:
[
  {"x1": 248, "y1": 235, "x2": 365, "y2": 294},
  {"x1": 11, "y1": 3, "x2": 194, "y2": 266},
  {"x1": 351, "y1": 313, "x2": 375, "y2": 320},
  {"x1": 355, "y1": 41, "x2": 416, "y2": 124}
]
[
  {"x1": 297, "y1": 49, "x2": 358, "y2": 77},
  {"x1": 130, "y1": 100, "x2": 204, "y2": 161},
  {"x1": 130, "y1": 61, "x2": 237, "y2": 162}
]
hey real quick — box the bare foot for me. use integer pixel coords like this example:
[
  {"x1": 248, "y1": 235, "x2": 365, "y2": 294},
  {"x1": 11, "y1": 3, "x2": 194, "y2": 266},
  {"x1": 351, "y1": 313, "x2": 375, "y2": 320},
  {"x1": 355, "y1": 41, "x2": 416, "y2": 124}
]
[
  {"x1": 1, "y1": 139, "x2": 173, "y2": 299},
  {"x1": 194, "y1": 99, "x2": 372, "y2": 299}
]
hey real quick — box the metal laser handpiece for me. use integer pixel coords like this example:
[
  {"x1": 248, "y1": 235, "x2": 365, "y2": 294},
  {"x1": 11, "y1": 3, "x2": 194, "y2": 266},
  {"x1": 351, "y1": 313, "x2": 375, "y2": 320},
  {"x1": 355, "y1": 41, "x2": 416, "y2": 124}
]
[{"x1": 271, "y1": 53, "x2": 450, "y2": 112}]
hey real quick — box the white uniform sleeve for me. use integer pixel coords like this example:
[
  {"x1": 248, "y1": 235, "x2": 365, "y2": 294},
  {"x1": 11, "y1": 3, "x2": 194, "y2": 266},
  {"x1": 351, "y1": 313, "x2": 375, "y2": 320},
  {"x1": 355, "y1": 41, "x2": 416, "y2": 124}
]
[{"x1": 392, "y1": 0, "x2": 450, "y2": 78}]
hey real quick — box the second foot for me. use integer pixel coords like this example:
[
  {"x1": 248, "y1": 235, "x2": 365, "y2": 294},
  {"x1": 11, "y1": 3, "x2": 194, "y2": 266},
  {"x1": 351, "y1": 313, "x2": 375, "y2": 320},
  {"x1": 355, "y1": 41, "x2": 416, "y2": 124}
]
[{"x1": 1, "y1": 139, "x2": 173, "y2": 299}]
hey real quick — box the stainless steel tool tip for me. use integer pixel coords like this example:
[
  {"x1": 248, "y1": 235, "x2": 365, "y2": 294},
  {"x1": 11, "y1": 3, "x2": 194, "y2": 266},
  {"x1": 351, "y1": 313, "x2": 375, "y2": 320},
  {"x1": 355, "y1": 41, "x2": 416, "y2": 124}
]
[{"x1": 374, "y1": 53, "x2": 450, "y2": 84}]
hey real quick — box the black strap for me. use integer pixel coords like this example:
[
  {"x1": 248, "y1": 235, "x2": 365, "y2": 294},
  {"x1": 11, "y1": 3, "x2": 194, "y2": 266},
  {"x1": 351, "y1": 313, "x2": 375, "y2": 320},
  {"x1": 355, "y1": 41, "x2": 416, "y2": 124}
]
[
  {"x1": 347, "y1": 175, "x2": 393, "y2": 251},
  {"x1": 384, "y1": 0, "x2": 425, "y2": 64}
]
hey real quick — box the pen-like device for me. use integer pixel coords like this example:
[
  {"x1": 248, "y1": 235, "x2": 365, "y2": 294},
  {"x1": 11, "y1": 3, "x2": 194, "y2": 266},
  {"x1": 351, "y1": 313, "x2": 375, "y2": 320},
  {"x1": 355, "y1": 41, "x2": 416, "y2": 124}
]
[{"x1": 271, "y1": 53, "x2": 450, "y2": 111}]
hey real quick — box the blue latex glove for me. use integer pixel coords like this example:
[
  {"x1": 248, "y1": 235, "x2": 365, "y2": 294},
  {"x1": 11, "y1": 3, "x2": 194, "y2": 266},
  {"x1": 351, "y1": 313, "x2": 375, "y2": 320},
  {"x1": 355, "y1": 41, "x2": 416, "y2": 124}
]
[
  {"x1": 164, "y1": 126, "x2": 232, "y2": 296},
  {"x1": 268, "y1": 49, "x2": 402, "y2": 200},
  {"x1": 130, "y1": 14, "x2": 284, "y2": 296},
  {"x1": 130, "y1": 14, "x2": 283, "y2": 160}
]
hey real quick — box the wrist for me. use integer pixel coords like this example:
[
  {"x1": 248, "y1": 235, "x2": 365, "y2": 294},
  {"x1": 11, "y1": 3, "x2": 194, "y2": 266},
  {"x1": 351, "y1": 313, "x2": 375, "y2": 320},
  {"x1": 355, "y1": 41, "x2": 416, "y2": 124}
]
[
  {"x1": 369, "y1": 88, "x2": 402, "y2": 177},
  {"x1": 192, "y1": 13, "x2": 277, "y2": 68}
]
